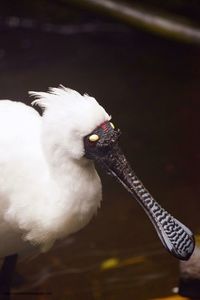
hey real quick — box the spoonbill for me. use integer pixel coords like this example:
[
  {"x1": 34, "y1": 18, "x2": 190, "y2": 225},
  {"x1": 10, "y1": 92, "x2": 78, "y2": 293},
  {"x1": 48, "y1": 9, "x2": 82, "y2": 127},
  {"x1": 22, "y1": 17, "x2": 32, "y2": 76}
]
[{"x1": 0, "y1": 85, "x2": 195, "y2": 269}]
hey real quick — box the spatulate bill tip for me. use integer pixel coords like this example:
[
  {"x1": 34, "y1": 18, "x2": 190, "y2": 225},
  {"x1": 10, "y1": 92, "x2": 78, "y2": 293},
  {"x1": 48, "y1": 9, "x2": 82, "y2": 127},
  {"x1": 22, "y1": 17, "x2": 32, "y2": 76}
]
[
  {"x1": 160, "y1": 227, "x2": 195, "y2": 261},
  {"x1": 171, "y1": 240, "x2": 195, "y2": 261}
]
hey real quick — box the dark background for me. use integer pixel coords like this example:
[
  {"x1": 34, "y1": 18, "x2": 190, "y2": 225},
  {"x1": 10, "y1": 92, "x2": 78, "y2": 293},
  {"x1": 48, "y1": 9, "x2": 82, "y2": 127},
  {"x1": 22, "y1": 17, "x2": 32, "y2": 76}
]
[{"x1": 0, "y1": 1, "x2": 200, "y2": 299}]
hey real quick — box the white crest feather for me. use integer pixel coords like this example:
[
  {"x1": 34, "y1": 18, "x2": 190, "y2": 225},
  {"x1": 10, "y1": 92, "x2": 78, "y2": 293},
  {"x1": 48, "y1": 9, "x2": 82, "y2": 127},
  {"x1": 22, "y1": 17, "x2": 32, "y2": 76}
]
[
  {"x1": 29, "y1": 84, "x2": 111, "y2": 137},
  {"x1": 30, "y1": 85, "x2": 81, "y2": 110}
]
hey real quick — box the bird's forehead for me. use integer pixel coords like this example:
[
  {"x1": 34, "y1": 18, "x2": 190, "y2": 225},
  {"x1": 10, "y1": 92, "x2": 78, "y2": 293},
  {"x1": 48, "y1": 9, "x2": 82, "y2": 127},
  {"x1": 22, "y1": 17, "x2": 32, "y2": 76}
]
[
  {"x1": 76, "y1": 104, "x2": 111, "y2": 136},
  {"x1": 99, "y1": 122, "x2": 110, "y2": 132},
  {"x1": 30, "y1": 86, "x2": 111, "y2": 135},
  {"x1": 92, "y1": 121, "x2": 113, "y2": 135}
]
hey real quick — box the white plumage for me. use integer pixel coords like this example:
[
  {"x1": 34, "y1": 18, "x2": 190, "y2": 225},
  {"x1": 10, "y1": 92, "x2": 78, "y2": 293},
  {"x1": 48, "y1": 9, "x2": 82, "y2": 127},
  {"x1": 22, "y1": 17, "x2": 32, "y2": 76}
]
[{"x1": 0, "y1": 86, "x2": 110, "y2": 257}]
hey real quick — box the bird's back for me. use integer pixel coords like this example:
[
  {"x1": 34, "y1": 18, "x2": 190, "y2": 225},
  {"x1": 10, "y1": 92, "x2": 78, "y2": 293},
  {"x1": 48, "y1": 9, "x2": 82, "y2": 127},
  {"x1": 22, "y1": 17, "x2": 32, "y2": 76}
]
[
  {"x1": 0, "y1": 100, "x2": 43, "y2": 189},
  {"x1": 0, "y1": 100, "x2": 43, "y2": 256},
  {"x1": 0, "y1": 100, "x2": 41, "y2": 150}
]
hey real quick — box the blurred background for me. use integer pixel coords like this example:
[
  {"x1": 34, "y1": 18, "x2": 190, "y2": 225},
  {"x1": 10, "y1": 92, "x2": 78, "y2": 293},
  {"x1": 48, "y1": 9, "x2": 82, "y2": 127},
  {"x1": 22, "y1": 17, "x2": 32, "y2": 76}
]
[{"x1": 1, "y1": 0, "x2": 200, "y2": 299}]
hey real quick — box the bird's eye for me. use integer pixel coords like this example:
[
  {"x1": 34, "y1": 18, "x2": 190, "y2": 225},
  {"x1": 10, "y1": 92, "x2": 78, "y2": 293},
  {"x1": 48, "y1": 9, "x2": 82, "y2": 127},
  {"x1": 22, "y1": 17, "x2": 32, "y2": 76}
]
[
  {"x1": 110, "y1": 122, "x2": 115, "y2": 129},
  {"x1": 88, "y1": 134, "x2": 99, "y2": 142}
]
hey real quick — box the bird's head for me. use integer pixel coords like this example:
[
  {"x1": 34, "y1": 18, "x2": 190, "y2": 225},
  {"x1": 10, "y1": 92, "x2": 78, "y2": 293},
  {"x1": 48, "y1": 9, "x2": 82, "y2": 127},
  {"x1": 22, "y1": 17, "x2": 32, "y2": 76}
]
[
  {"x1": 30, "y1": 85, "x2": 111, "y2": 160},
  {"x1": 30, "y1": 85, "x2": 195, "y2": 261}
]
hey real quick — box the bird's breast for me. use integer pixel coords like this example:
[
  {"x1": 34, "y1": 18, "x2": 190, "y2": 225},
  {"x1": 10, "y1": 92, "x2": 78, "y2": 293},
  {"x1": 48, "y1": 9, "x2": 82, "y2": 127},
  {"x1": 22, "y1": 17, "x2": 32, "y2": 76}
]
[{"x1": 59, "y1": 166, "x2": 102, "y2": 237}]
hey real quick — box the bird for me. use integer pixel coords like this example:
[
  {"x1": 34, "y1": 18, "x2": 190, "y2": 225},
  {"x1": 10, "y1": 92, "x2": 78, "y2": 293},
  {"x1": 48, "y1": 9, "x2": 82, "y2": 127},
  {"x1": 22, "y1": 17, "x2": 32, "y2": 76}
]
[{"x1": 0, "y1": 85, "x2": 195, "y2": 293}]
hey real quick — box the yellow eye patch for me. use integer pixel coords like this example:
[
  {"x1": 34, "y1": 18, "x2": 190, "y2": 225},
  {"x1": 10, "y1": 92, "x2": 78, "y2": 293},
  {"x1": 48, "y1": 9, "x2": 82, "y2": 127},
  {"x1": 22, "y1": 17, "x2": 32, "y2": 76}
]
[
  {"x1": 110, "y1": 122, "x2": 115, "y2": 129},
  {"x1": 89, "y1": 134, "x2": 99, "y2": 142}
]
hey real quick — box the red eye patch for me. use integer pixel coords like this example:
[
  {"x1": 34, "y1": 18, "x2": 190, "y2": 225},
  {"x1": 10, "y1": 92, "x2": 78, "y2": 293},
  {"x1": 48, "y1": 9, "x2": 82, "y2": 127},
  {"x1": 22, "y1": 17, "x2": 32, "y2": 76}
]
[{"x1": 100, "y1": 121, "x2": 110, "y2": 133}]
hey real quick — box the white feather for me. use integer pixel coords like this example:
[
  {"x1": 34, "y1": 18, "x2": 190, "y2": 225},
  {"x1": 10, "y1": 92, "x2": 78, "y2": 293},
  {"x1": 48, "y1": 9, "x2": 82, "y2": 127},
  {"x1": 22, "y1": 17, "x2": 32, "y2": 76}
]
[{"x1": 0, "y1": 86, "x2": 110, "y2": 257}]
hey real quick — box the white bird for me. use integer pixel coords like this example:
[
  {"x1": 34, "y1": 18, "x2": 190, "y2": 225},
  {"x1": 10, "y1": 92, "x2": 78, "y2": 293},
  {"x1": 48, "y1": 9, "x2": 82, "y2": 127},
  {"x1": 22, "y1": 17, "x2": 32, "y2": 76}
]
[{"x1": 0, "y1": 85, "x2": 195, "y2": 266}]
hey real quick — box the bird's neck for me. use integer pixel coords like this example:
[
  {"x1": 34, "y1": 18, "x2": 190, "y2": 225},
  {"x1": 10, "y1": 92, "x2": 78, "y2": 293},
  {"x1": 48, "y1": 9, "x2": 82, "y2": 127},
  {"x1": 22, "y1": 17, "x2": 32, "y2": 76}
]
[
  {"x1": 42, "y1": 146, "x2": 102, "y2": 241},
  {"x1": 45, "y1": 145, "x2": 94, "y2": 187}
]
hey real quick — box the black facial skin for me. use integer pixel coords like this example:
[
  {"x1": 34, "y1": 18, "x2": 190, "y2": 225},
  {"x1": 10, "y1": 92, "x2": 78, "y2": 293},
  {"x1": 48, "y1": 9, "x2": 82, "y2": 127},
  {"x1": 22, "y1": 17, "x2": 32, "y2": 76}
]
[
  {"x1": 84, "y1": 121, "x2": 195, "y2": 261},
  {"x1": 84, "y1": 122, "x2": 121, "y2": 159}
]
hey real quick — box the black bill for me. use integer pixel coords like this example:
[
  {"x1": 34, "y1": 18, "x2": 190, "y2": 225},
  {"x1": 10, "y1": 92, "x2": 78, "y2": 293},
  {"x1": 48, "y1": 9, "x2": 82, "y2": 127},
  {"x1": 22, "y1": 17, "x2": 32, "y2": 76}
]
[
  {"x1": 99, "y1": 143, "x2": 195, "y2": 260},
  {"x1": 84, "y1": 121, "x2": 195, "y2": 260}
]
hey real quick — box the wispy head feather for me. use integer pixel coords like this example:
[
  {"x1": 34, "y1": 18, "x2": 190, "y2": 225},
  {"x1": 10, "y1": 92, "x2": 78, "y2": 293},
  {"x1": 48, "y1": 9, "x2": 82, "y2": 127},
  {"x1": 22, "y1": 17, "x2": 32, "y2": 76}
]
[
  {"x1": 30, "y1": 85, "x2": 81, "y2": 111},
  {"x1": 29, "y1": 85, "x2": 110, "y2": 158}
]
